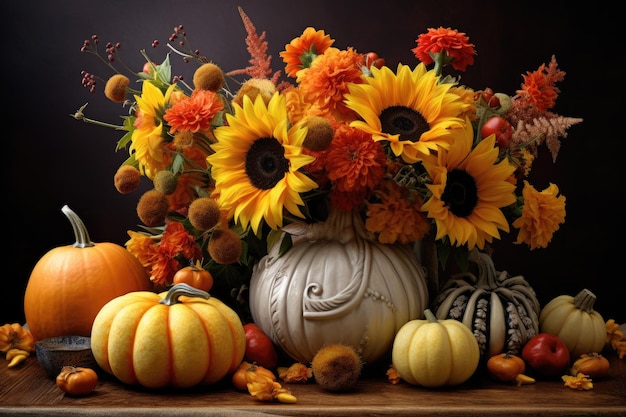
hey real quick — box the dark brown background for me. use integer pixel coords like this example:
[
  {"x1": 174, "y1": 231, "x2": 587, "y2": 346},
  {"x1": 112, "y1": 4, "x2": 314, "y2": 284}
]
[{"x1": 2, "y1": 1, "x2": 622, "y2": 324}]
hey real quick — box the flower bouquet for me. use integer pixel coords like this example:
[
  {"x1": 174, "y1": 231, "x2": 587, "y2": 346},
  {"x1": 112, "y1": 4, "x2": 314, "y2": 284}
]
[{"x1": 72, "y1": 7, "x2": 582, "y2": 321}]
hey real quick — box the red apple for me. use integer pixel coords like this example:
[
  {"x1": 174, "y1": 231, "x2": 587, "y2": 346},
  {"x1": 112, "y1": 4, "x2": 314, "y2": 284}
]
[
  {"x1": 522, "y1": 333, "x2": 571, "y2": 378},
  {"x1": 243, "y1": 323, "x2": 278, "y2": 369},
  {"x1": 480, "y1": 116, "x2": 513, "y2": 149}
]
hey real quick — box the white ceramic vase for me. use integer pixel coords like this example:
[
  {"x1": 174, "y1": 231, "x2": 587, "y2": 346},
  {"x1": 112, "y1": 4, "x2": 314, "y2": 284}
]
[{"x1": 248, "y1": 208, "x2": 429, "y2": 364}]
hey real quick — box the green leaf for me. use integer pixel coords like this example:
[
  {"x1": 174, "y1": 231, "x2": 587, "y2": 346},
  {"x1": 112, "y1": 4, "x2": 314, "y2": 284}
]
[
  {"x1": 266, "y1": 229, "x2": 283, "y2": 253},
  {"x1": 171, "y1": 153, "x2": 185, "y2": 174},
  {"x1": 278, "y1": 233, "x2": 293, "y2": 257},
  {"x1": 116, "y1": 128, "x2": 134, "y2": 151}
]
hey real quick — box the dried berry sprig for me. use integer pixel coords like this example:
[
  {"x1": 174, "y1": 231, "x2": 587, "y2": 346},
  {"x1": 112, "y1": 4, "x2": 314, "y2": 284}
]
[
  {"x1": 80, "y1": 35, "x2": 137, "y2": 78},
  {"x1": 80, "y1": 32, "x2": 185, "y2": 94},
  {"x1": 166, "y1": 24, "x2": 209, "y2": 65}
]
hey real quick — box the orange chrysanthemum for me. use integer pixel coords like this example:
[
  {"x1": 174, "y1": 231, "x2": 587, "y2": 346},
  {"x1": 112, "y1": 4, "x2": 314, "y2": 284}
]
[
  {"x1": 160, "y1": 221, "x2": 202, "y2": 261},
  {"x1": 366, "y1": 179, "x2": 430, "y2": 245},
  {"x1": 147, "y1": 249, "x2": 181, "y2": 288},
  {"x1": 163, "y1": 89, "x2": 224, "y2": 134},
  {"x1": 330, "y1": 188, "x2": 368, "y2": 212},
  {"x1": 516, "y1": 56, "x2": 565, "y2": 113},
  {"x1": 280, "y1": 27, "x2": 335, "y2": 78},
  {"x1": 412, "y1": 27, "x2": 476, "y2": 72},
  {"x1": 283, "y1": 85, "x2": 312, "y2": 125},
  {"x1": 325, "y1": 124, "x2": 386, "y2": 194},
  {"x1": 296, "y1": 47, "x2": 365, "y2": 122},
  {"x1": 513, "y1": 181, "x2": 566, "y2": 249}
]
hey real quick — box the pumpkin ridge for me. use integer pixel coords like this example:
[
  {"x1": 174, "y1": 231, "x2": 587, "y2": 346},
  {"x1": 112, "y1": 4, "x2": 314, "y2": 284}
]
[{"x1": 431, "y1": 250, "x2": 540, "y2": 361}]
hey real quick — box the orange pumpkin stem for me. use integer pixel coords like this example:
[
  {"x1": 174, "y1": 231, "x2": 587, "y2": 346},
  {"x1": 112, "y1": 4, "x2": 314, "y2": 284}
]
[{"x1": 61, "y1": 205, "x2": 95, "y2": 249}]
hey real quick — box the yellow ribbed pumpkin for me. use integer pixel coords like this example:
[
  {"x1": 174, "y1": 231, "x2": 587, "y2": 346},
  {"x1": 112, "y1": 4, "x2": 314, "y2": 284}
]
[
  {"x1": 391, "y1": 309, "x2": 480, "y2": 387},
  {"x1": 24, "y1": 205, "x2": 151, "y2": 341},
  {"x1": 90, "y1": 283, "x2": 246, "y2": 389},
  {"x1": 539, "y1": 288, "x2": 606, "y2": 358}
]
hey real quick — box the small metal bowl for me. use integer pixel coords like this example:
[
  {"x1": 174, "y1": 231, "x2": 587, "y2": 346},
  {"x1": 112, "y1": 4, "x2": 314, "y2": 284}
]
[{"x1": 35, "y1": 336, "x2": 98, "y2": 378}]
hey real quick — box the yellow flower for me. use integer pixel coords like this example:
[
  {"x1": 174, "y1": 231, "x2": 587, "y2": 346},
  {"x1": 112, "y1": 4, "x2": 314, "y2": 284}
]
[
  {"x1": 513, "y1": 181, "x2": 566, "y2": 249},
  {"x1": 125, "y1": 230, "x2": 158, "y2": 268},
  {"x1": 130, "y1": 81, "x2": 179, "y2": 179},
  {"x1": 345, "y1": 63, "x2": 471, "y2": 163},
  {"x1": 421, "y1": 131, "x2": 517, "y2": 250},
  {"x1": 562, "y1": 373, "x2": 593, "y2": 390},
  {"x1": 207, "y1": 93, "x2": 318, "y2": 234},
  {"x1": 606, "y1": 319, "x2": 626, "y2": 359}
]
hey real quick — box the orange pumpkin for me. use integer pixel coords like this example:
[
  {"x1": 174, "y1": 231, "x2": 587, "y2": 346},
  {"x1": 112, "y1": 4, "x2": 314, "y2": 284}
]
[
  {"x1": 569, "y1": 352, "x2": 611, "y2": 378},
  {"x1": 486, "y1": 352, "x2": 535, "y2": 386},
  {"x1": 172, "y1": 260, "x2": 213, "y2": 292},
  {"x1": 24, "y1": 205, "x2": 152, "y2": 341}
]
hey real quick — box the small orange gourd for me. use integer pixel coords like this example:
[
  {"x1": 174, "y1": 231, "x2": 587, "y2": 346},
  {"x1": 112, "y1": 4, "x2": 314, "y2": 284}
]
[
  {"x1": 569, "y1": 352, "x2": 611, "y2": 378},
  {"x1": 172, "y1": 260, "x2": 213, "y2": 292},
  {"x1": 486, "y1": 352, "x2": 535, "y2": 386},
  {"x1": 24, "y1": 205, "x2": 152, "y2": 341}
]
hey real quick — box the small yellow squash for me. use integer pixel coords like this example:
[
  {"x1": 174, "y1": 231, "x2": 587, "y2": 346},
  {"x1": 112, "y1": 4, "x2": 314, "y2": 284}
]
[
  {"x1": 539, "y1": 289, "x2": 606, "y2": 358},
  {"x1": 91, "y1": 283, "x2": 245, "y2": 389},
  {"x1": 391, "y1": 309, "x2": 480, "y2": 388}
]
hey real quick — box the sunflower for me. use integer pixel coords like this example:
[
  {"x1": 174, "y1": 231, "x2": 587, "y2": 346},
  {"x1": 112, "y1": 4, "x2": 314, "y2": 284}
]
[
  {"x1": 130, "y1": 81, "x2": 179, "y2": 179},
  {"x1": 207, "y1": 92, "x2": 318, "y2": 234},
  {"x1": 420, "y1": 129, "x2": 517, "y2": 250},
  {"x1": 344, "y1": 63, "x2": 471, "y2": 164}
]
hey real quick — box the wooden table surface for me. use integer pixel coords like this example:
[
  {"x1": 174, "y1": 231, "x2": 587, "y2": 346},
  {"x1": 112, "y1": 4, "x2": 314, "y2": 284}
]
[{"x1": 1, "y1": 351, "x2": 625, "y2": 416}]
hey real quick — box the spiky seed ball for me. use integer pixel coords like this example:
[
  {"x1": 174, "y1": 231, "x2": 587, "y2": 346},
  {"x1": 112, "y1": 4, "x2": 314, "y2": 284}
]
[
  {"x1": 153, "y1": 170, "x2": 177, "y2": 195},
  {"x1": 311, "y1": 344, "x2": 362, "y2": 392},
  {"x1": 193, "y1": 62, "x2": 224, "y2": 91},
  {"x1": 232, "y1": 78, "x2": 277, "y2": 108},
  {"x1": 302, "y1": 116, "x2": 334, "y2": 152},
  {"x1": 136, "y1": 189, "x2": 170, "y2": 227},
  {"x1": 208, "y1": 228, "x2": 242, "y2": 264},
  {"x1": 114, "y1": 165, "x2": 141, "y2": 194},
  {"x1": 104, "y1": 74, "x2": 130, "y2": 103},
  {"x1": 188, "y1": 197, "x2": 221, "y2": 231},
  {"x1": 173, "y1": 131, "x2": 194, "y2": 148}
]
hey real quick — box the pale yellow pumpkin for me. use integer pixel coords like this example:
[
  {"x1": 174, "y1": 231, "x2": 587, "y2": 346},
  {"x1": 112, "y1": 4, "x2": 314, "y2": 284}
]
[
  {"x1": 539, "y1": 288, "x2": 606, "y2": 358},
  {"x1": 91, "y1": 283, "x2": 246, "y2": 389},
  {"x1": 391, "y1": 309, "x2": 480, "y2": 387}
]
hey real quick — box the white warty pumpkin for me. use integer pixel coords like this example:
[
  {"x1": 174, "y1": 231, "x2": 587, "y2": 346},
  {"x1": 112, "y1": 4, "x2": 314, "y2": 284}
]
[{"x1": 431, "y1": 250, "x2": 540, "y2": 359}]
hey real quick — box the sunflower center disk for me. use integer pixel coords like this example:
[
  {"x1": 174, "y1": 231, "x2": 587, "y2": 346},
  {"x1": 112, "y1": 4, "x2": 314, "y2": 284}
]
[
  {"x1": 442, "y1": 169, "x2": 478, "y2": 217},
  {"x1": 246, "y1": 137, "x2": 289, "y2": 190},
  {"x1": 380, "y1": 106, "x2": 428, "y2": 142}
]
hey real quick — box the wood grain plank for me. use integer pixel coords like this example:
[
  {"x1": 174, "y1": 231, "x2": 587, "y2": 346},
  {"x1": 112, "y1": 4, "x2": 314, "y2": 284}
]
[{"x1": 1, "y1": 351, "x2": 625, "y2": 416}]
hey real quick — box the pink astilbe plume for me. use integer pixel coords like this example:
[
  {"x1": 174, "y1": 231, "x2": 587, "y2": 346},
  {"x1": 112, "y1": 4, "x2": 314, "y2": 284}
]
[
  {"x1": 512, "y1": 115, "x2": 583, "y2": 162},
  {"x1": 227, "y1": 7, "x2": 282, "y2": 84}
]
